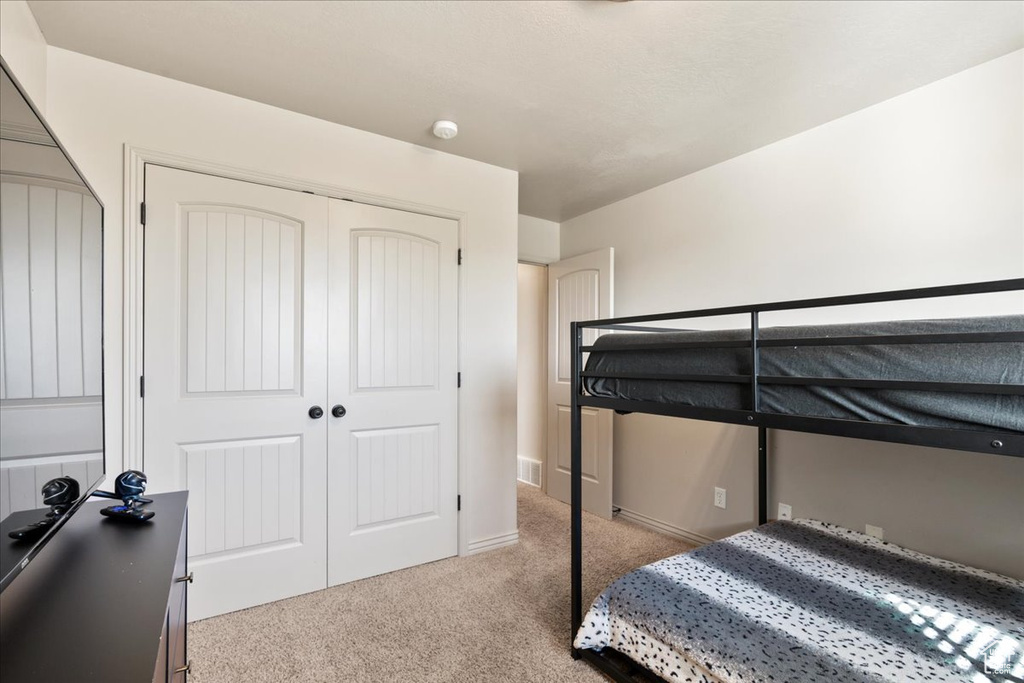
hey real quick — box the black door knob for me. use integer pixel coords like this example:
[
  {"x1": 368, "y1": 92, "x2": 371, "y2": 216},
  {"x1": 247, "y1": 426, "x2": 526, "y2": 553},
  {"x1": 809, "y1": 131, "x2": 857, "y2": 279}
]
[
  {"x1": 308, "y1": 405, "x2": 324, "y2": 419},
  {"x1": 331, "y1": 404, "x2": 347, "y2": 418}
]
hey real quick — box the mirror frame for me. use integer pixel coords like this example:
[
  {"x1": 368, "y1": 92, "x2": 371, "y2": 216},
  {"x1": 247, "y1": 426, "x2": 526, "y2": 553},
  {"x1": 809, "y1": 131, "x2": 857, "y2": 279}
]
[{"x1": 0, "y1": 55, "x2": 106, "y2": 592}]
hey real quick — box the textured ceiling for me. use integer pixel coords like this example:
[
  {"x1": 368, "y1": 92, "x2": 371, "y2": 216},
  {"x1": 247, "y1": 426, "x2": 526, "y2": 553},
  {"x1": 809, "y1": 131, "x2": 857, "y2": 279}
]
[{"x1": 28, "y1": 1, "x2": 1024, "y2": 221}]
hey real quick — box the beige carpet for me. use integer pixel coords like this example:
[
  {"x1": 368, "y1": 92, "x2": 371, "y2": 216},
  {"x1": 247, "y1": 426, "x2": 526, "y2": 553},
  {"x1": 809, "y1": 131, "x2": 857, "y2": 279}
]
[{"x1": 189, "y1": 484, "x2": 692, "y2": 682}]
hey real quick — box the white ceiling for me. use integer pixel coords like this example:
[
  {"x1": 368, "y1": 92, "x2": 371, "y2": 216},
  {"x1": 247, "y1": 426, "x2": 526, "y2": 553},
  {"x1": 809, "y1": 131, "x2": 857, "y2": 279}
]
[{"x1": 28, "y1": 0, "x2": 1024, "y2": 221}]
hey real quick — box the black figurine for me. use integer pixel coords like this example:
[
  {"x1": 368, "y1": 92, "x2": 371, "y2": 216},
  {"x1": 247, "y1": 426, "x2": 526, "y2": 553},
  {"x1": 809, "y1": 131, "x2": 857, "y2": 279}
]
[
  {"x1": 42, "y1": 476, "x2": 81, "y2": 515},
  {"x1": 93, "y1": 470, "x2": 155, "y2": 522},
  {"x1": 8, "y1": 476, "x2": 81, "y2": 540}
]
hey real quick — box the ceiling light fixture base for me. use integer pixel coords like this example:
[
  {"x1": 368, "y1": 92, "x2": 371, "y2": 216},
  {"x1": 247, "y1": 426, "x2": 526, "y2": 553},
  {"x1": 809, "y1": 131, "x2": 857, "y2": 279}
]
[{"x1": 432, "y1": 120, "x2": 458, "y2": 140}]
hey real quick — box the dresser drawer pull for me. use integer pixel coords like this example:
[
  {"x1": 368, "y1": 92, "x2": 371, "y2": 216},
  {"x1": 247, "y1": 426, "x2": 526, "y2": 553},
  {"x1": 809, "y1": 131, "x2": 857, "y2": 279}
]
[
  {"x1": 174, "y1": 661, "x2": 191, "y2": 676},
  {"x1": 175, "y1": 572, "x2": 193, "y2": 584}
]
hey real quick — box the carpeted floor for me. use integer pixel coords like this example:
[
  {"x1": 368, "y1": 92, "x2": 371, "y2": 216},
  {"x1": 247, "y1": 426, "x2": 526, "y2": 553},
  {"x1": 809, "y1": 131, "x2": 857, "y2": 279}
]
[{"x1": 189, "y1": 484, "x2": 692, "y2": 682}]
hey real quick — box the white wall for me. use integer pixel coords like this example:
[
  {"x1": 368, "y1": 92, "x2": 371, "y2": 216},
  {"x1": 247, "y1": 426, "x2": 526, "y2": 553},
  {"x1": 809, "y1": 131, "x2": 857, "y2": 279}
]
[
  {"x1": 517, "y1": 263, "x2": 547, "y2": 474},
  {"x1": 561, "y1": 51, "x2": 1024, "y2": 578},
  {"x1": 518, "y1": 214, "x2": 560, "y2": 264},
  {"x1": 0, "y1": 0, "x2": 47, "y2": 112},
  {"x1": 37, "y1": 47, "x2": 519, "y2": 555}
]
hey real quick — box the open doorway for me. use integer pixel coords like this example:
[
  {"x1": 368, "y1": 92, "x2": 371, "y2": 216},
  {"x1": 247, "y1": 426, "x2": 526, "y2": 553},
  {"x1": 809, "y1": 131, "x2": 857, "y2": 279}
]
[{"x1": 517, "y1": 262, "x2": 547, "y2": 491}]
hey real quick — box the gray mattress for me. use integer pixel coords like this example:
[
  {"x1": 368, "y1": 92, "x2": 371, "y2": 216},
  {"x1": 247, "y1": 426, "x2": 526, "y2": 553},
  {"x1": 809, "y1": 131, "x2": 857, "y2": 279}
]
[{"x1": 583, "y1": 315, "x2": 1024, "y2": 433}]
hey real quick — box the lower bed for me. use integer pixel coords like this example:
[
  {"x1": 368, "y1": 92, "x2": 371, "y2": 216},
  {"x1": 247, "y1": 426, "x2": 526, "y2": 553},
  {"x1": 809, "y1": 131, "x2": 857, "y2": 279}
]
[{"x1": 574, "y1": 520, "x2": 1024, "y2": 683}]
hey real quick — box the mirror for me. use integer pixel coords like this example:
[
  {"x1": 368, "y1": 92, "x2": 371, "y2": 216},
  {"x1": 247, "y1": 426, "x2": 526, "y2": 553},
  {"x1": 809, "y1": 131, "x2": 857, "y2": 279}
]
[{"x1": 0, "y1": 60, "x2": 104, "y2": 589}]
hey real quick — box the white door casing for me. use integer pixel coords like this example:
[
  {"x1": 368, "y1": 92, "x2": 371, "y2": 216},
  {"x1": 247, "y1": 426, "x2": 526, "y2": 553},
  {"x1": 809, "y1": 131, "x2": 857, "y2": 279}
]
[
  {"x1": 547, "y1": 248, "x2": 614, "y2": 519},
  {"x1": 143, "y1": 165, "x2": 329, "y2": 620},
  {"x1": 327, "y1": 200, "x2": 459, "y2": 586}
]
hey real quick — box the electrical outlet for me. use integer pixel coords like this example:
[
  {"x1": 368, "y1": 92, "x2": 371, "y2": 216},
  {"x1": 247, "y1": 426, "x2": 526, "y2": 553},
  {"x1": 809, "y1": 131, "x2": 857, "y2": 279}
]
[
  {"x1": 778, "y1": 503, "x2": 792, "y2": 521},
  {"x1": 866, "y1": 524, "x2": 884, "y2": 540},
  {"x1": 714, "y1": 487, "x2": 727, "y2": 509}
]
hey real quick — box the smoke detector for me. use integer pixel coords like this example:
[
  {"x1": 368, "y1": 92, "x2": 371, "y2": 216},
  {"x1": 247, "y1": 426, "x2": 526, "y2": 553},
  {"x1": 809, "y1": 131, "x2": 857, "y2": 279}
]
[{"x1": 432, "y1": 120, "x2": 458, "y2": 140}]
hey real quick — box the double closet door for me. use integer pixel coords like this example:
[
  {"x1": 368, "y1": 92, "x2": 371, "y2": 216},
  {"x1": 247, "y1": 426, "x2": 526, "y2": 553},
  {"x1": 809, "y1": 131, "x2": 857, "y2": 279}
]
[{"x1": 143, "y1": 166, "x2": 458, "y2": 620}]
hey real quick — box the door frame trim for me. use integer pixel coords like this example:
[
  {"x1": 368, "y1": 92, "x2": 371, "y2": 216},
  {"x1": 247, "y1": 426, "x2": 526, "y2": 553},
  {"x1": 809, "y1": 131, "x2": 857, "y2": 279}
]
[{"x1": 123, "y1": 144, "x2": 467, "y2": 554}]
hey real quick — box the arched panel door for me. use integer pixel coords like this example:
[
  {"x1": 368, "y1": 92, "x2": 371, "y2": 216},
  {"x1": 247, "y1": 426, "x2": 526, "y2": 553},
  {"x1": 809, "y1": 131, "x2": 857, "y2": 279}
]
[
  {"x1": 326, "y1": 200, "x2": 459, "y2": 587},
  {"x1": 547, "y1": 249, "x2": 614, "y2": 518},
  {"x1": 144, "y1": 165, "x2": 329, "y2": 620}
]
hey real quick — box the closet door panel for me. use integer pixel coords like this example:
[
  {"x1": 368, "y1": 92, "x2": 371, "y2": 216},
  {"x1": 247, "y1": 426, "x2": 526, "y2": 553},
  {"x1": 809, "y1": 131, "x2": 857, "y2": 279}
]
[
  {"x1": 353, "y1": 233, "x2": 439, "y2": 391},
  {"x1": 144, "y1": 166, "x2": 328, "y2": 620},
  {"x1": 328, "y1": 200, "x2": 459, "y2": 587}
]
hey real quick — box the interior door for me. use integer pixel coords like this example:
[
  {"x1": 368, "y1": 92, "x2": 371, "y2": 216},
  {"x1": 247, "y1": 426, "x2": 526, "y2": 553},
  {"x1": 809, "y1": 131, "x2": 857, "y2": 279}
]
[
  {"x1": 144, "y1": 165, "x2": 329, "y2": 620},
  {"x1": 547, "y1": 248, "x2": 614, "y2": 518},
  {"x1": 327, "y1": 200, "x2": 459, "y2": 586}
]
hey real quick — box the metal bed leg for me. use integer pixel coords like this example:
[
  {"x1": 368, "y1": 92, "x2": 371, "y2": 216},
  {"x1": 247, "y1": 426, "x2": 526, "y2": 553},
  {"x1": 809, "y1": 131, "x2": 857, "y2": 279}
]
[
  {"x1": 753, "y1": 311, "x2": 770, "y2": 528},
  {"x1": 571, "y1": 322, "x2": 583, "y2": 659},
  {"x1": 758, "y1": 427, "x2": 768, "y2": 525}
]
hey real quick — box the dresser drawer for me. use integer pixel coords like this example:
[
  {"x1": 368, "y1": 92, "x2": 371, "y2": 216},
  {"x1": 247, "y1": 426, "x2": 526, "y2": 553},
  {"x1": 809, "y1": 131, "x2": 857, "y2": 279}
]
[
  {"x1": 161, "y1": 507, "x2": 190, "y2": 682},
  {"x1": 152, "y1": 613, "x2": 169, "y2": 682}
]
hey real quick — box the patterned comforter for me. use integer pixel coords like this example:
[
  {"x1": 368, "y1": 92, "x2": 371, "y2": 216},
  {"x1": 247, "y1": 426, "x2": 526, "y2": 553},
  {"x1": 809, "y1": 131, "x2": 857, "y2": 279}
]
[{"x1": 575, "y1": 520, "x2": 1024, "y2": 682}]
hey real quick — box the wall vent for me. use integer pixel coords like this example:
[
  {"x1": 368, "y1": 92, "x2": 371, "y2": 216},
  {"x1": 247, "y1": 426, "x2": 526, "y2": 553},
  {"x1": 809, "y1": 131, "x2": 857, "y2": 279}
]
[{"x1": 517, "y1": 456, "x2": 542, "y2": 488}]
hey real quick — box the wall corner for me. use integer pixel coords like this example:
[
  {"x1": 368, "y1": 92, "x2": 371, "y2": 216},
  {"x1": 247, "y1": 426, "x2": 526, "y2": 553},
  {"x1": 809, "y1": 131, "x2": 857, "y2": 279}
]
[{"x1": 0, "y1": 0, "x2": 48, "y2": 113}]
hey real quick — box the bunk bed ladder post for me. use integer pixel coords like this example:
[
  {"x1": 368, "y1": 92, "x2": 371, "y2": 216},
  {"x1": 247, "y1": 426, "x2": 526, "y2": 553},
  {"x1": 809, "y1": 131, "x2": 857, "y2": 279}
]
[
  {"x1": 570, "y1": 320, "x2": 584, "y2": 659},
  {"x1": 751, "y1": 311, "x2": 769, "y2": 525},
  {"x1": 750, "y1": 310, "x2": 761, "y2": 413},
  {"x1": 758, "y1": 427, "x2": 768, "y2": 525}
]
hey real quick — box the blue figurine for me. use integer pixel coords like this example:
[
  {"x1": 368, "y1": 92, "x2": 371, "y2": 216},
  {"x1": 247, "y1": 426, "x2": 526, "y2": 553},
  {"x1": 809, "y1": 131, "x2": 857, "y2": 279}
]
[{"x1": 94, "y1": 470, "x2": 155, "y2": 522}]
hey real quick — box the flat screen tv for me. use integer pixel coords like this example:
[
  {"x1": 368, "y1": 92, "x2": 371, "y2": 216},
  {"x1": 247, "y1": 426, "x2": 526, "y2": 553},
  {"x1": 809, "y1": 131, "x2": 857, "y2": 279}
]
[{"x1": 0, "y1": 58, "x2": 106, "y2": 590}]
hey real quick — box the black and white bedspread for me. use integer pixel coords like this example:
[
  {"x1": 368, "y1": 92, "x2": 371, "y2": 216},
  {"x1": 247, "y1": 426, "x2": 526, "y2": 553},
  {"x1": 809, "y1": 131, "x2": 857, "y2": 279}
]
[{"x1": 575, "y1": 520, "x2": 1024, "y2": 683}]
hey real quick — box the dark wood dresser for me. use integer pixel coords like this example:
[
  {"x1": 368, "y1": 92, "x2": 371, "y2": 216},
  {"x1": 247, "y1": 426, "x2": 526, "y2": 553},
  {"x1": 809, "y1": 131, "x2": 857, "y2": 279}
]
[{"x1": 0, "y1": 492, "x2": 189, "y2": 682}]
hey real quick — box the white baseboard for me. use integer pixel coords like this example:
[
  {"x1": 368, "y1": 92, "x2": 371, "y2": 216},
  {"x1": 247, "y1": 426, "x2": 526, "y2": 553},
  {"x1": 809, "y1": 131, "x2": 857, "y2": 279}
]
[
  {"x1": 465, "y1": 530, "x2": 519, "y2": 555},
  {"x1": 615, "y1": 506, "x2": 715, "y2": 547}
]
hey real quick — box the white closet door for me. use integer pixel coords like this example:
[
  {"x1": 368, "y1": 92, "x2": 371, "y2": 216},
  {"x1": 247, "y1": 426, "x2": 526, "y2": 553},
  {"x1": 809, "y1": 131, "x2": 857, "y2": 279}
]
[
  {"x1": 327, "y1": 200, "x2": 459, "y2": 586},
  {"x1": 547, "y1": 248, "x2": 614, "y2": 519},
  {"x1": 144, "y1": 166, "x2": 329, "y2": 620}
]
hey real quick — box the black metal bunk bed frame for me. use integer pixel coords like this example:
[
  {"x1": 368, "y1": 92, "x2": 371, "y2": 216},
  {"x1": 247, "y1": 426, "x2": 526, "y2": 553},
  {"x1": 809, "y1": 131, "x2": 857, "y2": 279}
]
[{"x1": 568, "y1": 277, "x2": 1024, "y2": 682}]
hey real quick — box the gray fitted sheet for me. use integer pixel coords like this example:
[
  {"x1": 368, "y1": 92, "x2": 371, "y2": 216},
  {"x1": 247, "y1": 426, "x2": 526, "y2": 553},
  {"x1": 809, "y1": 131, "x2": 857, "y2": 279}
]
[{"x1": 583, "y1": 315, "x2": 1024, "y2": 433}]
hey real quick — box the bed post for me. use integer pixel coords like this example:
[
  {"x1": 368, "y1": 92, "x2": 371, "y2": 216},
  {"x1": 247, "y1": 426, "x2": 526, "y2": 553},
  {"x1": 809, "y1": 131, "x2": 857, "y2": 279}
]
[
  {"x1": 758, "y1": 427, "x2": 768, "y2": 525},
  {"x1": 570, "y1": 321, "x2": 583, "y2": 659},
  {"x1": 751, "y1": 311, "x2": 768, "y2": 525}
]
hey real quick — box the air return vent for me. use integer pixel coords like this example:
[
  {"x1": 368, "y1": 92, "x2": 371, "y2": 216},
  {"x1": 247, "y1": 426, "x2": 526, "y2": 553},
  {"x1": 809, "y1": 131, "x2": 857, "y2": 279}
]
[{"x1": 517, "y1": 457, "x2": 542, "y2": 488}]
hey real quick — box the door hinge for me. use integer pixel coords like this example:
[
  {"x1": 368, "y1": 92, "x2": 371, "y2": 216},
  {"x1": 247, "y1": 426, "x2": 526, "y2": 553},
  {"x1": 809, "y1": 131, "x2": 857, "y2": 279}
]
[
  {"x1": 140, "y1": 202, "x2": 146, "y2": 226},
  {"x1": 139, "y1": 376, "x2": 145, "y2": 398},
  {"x1": 457, "y1": 248, "x2": 462, "y2": 265},
  {"x1": 457, "y1": 494, "x2": 461, "y2": 512},
  {"x1": 457, "y1": 372, "x2": 461, "y2": 388}
]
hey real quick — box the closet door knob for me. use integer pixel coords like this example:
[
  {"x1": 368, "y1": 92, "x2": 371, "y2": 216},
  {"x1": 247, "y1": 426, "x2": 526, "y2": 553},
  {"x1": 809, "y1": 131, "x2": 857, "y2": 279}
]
[
  {"x1": 331, "y1": 404, "x2": 347, "y2": 418},
  {"x1": 308, "y1": 406, "x2": 324, "y2": 419}
]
